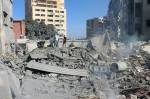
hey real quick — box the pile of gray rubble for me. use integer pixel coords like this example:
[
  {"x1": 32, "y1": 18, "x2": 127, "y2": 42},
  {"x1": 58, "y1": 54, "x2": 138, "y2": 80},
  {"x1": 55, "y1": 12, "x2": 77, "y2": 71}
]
[{"x1": 0, "y1": 41, "x2": 149, "y2": 99}]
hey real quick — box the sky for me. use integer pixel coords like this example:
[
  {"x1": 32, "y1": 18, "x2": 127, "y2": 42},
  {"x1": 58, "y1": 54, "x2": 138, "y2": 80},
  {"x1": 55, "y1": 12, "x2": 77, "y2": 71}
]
[{"x1": 13, "y1": 0, "x2": 110, "y2": 39}]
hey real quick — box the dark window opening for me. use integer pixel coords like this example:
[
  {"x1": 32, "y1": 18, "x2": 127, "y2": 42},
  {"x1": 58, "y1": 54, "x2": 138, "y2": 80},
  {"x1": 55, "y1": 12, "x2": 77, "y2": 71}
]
[
  {"x1": 147, "y1": 0, "x2": 150, "y2": 4},
  {"x1": 10, "y1": 17, "x2": 13, "y2": 22},
  {"x1": 146, "y1": 20, "x2": 150, "y2": 27},
  {"x1": 135, "y1": 3, "x2": 142, "y2": 17},
  {"x1": 3, "y1": 11, "x2": 8, "y2": 17}
]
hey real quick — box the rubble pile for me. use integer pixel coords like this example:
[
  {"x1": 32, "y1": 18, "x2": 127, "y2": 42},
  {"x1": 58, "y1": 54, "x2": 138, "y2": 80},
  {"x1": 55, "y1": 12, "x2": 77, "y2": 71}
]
[
  {"x1": 0, "y1": 47, "x2": 99, "y2": 99},
  {"x1": 0, "y1": 42, "x2": 149, "y2": 99},
  {"x1": 27, "y1": 47, "x2": 94, "y2": 70}
]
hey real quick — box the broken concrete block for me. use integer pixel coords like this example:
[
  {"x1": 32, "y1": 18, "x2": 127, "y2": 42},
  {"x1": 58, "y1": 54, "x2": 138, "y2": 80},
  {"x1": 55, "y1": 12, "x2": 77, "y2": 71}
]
[
  {"x1": 26, "y1": 61, "x2": 88, "y2": 77},
  {"x1": 0, "y1": 71, "x2": 13, "y2": 99},
  {"x1": 117, "y1": 95, "x2": 126, "y2": 99},
  {"x1": 130, "y1": 94, "x2": 137, "y2": 99}
]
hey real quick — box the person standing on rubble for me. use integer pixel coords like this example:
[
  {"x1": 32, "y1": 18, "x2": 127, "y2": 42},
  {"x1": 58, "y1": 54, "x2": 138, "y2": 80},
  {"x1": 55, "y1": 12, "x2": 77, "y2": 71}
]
[
  {"x1": 54, "y1": 34, "x2": 59, "y2": 47},
  {"x1": 50, "y1": 35, "x2": 54, "y2": 47},
  {"x1": 63, "y1": 35, "x2": 67, "y2": 47}
]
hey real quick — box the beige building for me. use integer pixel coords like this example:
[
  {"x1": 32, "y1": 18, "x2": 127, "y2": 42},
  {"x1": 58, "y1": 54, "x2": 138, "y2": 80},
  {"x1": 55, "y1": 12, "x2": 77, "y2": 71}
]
[{"x1": 25, "y1": 0, "x2": 67, "y2": 36}]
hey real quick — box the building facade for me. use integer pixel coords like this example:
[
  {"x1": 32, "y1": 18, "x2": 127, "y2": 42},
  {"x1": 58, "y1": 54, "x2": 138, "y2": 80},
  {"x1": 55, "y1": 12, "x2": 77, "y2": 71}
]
[
  {"x1": 0, "y1": 0, "x2": 15, "y2": 53},
  {"x1": 86, "y1": 17, "x2": 109, "y2": 39},
  {"x1": 108, "y1": 0, "x2": 150, "y2": 41},
  {"x1": 142, "y1": 0, "x2": 150, "y2": 40},
  {"x1": 13, "y1": 20, "x2": 25, "y2": 40},
  {"x1": 107, "y1": 0, "x2": 135, "y2": 41},
  {"x1": 25, "y1": 0, "x2": 67, "y2": 36}
]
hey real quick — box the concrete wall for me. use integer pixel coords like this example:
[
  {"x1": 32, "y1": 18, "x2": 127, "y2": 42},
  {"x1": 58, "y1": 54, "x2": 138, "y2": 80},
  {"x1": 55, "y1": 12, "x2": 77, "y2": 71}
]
[{"x1": 0, "y1": 0, "x2": 15, "y2": 54}]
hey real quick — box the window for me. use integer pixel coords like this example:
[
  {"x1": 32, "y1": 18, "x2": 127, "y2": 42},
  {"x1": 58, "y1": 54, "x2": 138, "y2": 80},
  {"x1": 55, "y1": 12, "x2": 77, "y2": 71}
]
[
  {"x1": 60, "y1": 15, "x2": 64, "y2": 18},
  {"x1": 60, "y1": 20, "x2": 64, "y2": 22},
  {"x1": 55, "y1": 15, "x2": 59, "y2": 17},
  {"x1": 55, "y1": 24, "x2": 59, "y2": 27},
  {"x1": 37, "y1": 4, "x2": 46, "y2": 7},
  {"x1": 48, "y1": 10, "x2": 53, "y2": 12},
  {"x1": 10, "y1": 0, "x2": 13, "y2": 4},
  {"x1": 41, "y1": 9, "x2": 45, "y2": 12},
  {"x1": 60, "y1": 11, "x2": 64, "y2": 13},
  {"x1": 10, "y1": 17, "x2": 13, "y2": 22},
  {"x1": 48, "y1": 15, "x2": 53, "y2": 17},
  {"x1": 47, "y1": 1, "x2": 57, "y2": 4},
  {"x1": 35, "y1": 19, "x2": 40, "y2": 21},
  {"x1": 146, "y1": 20, "x2": 150, "y2": 27},
  {"x1": 41, "y1": 19, "x2": 45, "y2": 22},
  {"x1": 35, "y1": 9, "x2": 40, "y2": 11},
  {"x1": 35, "y1": 14, "x2": 40, "y2": 16},
  {"x1": 47, "y1": 5, "x2": 53, "y2": 7},
  {"x1": 147, "y1": 0, "x2": 150, "y2": 4},
  {"x1": 135, "y1": 3, "x2": 142, "y2": 17},
  {"x1": 41, "y1": 14, "x2": 45, "y2": 16},
  {"x1": 55, "y1": 10, "x2": 59, "y2": 13},
  {"x1": 55, "y1": 20, "x2": 59, "y2": 22},
  {"x1": 48, "y1": 19, "x2": 53, "y2": 22},
  {"x1": 3, "y1": 11, "x2": 8, "y2": 26}
]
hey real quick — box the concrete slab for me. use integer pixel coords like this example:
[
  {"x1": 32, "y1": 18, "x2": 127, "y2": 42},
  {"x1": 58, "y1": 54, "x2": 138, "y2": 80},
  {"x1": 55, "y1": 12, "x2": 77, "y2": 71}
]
[
  {"x1": 26, "y1": 61, "x2": 88, "y2": 77},
  {"x1": 30, "y1": 53, "x2": 48, "y2": 59}
]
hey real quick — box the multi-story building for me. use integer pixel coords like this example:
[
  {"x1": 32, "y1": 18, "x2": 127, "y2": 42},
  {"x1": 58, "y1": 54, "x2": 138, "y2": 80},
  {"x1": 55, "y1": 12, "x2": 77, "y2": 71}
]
[
  {"x1": 86, "y1": 17, "x2": 109, "y2": 39},
  {"x1": 108, "y1": 0, "x2": 150, "y2": 41},
  {"x1": 25, "y1": 0, "x2": 67, "y2": 36},
  {"x1": 142, "y1": 0, "x2": 150, "y2": 40},
  {"x1": 107, "y1": 0, "x2": 135, "y2": 41},
  {"x1": 13, "y1": 20, "x2": 25, "y2": 40},
  {"x1": 0, "y1": 0, "x2": 15, "y2": 53}
]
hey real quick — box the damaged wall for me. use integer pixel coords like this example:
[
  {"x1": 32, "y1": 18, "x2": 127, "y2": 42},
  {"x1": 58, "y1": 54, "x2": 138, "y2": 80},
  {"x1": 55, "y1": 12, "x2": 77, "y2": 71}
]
[{"x1": 0, "y1": 0, "x2": 15, "y2": 54}]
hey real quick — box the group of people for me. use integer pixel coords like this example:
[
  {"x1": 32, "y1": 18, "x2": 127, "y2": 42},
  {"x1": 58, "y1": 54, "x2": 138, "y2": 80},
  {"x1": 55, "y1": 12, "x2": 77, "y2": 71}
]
[{"x1": 50, "y1": 34, "x2": 67, "y2": 48}]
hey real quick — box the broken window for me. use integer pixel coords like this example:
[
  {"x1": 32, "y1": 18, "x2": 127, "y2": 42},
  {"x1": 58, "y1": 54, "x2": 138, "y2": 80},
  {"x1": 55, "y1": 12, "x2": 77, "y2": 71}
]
[
  {"x1": 3, "y1": 11, "x2": 8, "y2": 26},
  {"x1": 10, "y1": 17, "x2": 13, "y2": 29},
  {"x1": 10, "y1": 0, "x2": 13, "y2": 4},
  {"x1": 3, "y1": 11, "x2": 8, "y2": 18},
  {"x1": 10, "y1": 17, "x2": 13, "y2": 22},
  {"x1": 146, "y1": 20, "x2": 150, "y2": 27}
]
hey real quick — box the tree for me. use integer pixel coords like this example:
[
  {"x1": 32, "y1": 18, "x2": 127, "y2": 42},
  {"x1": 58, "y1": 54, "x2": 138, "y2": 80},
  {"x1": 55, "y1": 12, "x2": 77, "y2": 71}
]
[{"x1": 25, "y1": 20, "x2": 57, "y2": 40}]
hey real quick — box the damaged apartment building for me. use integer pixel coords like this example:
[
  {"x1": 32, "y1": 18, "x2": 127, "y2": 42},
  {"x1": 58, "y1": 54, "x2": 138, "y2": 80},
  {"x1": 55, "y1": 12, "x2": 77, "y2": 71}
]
[
  {"x1": 0, "y1": 0, "x2": 15, "y2": 53},
  {"x1": 107, "y1": 0, "x2": 150, "y2": 41},
  {"x1": 86, "y1": 17, "x2": 109, "y2": 39}
]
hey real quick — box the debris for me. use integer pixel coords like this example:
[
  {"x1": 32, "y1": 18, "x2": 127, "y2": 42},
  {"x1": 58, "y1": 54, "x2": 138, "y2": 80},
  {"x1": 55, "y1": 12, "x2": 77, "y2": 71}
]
[{"x1": 0, "y1": 41, "x2": 149, "y2": 99}]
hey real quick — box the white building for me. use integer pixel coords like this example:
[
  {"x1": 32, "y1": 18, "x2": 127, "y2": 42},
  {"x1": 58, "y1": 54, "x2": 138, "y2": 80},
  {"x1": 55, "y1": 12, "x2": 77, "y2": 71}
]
[
  {"x1": 0, "y1": 0, "x2": 15, "y2": 54},
  {"x1": 25, "y1": 0, "x2": 67, "y2": 36}
]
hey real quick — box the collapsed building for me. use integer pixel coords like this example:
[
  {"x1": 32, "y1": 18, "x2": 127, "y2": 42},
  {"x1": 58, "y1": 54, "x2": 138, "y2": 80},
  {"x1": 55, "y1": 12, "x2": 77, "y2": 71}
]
[{"x1": 0, "y1": 38, "x2": 149, "y2": 99}]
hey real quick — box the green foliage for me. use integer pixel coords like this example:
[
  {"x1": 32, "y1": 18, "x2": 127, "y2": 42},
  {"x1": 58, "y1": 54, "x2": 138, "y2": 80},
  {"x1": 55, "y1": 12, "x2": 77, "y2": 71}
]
[{"x1": 26, "y1": 20, "x2": 56, "y2": 40}]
